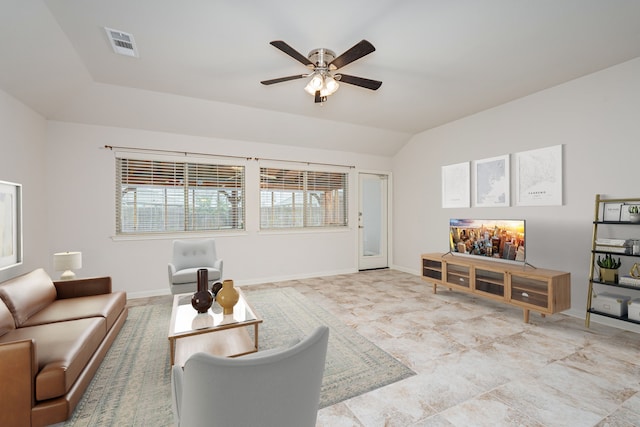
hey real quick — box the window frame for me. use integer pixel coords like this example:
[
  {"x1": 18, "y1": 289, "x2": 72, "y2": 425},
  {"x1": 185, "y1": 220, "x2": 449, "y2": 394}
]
[
  {"x1": 259, "y1": 166, "x2": 349, "y2": 230},
  {"x1": 115, "y1": 156, "x2": 245, "y2": 236}
]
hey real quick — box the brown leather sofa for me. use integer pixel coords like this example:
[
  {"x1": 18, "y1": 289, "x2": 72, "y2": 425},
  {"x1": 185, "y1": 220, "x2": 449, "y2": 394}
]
[{"x1": 0, "y1": 268, "x2": 127, "y2": 427}]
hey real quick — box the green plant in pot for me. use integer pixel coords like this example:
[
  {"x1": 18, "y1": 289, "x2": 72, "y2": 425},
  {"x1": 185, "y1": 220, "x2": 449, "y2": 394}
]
[
  {"x1": 597, "y1": 254, "x2": 622, "y2": 283},
  {"x1": 629, "y1": 205, "x2": 640, "y2": 223}
]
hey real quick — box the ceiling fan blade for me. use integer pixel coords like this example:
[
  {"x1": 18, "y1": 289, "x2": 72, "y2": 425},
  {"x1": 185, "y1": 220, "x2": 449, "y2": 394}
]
[
  {"x1": 260, "y1": 75, "x2": 307, "y2": 85},
  {"x1": 337, "y1": 74, "x2": 382, "y2": 91},
  {"x1": 269, "y1": 40, "x2": 313, "y2": 67},
  {"x1": 329, "y1": 40, "x2": 376, "y2": 70}
]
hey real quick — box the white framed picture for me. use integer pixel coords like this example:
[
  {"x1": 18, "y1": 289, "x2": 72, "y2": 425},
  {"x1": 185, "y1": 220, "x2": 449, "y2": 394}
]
[
  {"x1": 473, "y1": 154, "x2": 510, "y2": 207},
  {"x1": 0, "y1": 180, "x2": 23, "y2": 271},
  {"x1": 602, "y1": 203, "x2": 623, "y2": 222},
  {"x1": 441, "y1": 162, "x2": 470, "y2": 208},
  {"x1": 515, "y1": 145, "x2": 563, "y2": 206}
]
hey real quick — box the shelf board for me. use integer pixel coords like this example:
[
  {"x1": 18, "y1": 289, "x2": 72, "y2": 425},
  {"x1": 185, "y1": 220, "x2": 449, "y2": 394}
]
[
  {"x1": 591, "y1": 280, "x2": 640, "y2": 291},
  {"x1": 592, "y1": 250, "x2": 637, "y2": 257},
  {"x1": 594, "y1": 221, "x2": 639, "y2": 225},
  {"x1": 587, "y1": 309, "x2": 640, "y2": 325}
]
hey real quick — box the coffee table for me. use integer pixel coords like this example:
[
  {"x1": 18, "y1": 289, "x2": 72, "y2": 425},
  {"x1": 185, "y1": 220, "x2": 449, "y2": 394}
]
[{"x1": 168, "y1": 287, "x2": 262, "y2": 366}]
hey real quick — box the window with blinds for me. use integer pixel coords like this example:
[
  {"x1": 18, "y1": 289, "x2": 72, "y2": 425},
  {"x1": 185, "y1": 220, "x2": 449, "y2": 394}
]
[
  {"x1": 260, "y1": 167, "x2": 348, "y2": 229},
  {"x1": 116, "y1": 158, "x2": 244, "y2": 234}
]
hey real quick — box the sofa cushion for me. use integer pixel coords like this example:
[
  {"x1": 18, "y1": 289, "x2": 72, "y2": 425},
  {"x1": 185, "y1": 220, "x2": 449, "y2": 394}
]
[
  {"x1": 0, "y1": 317, "x2": 107, "y2": 401},
  {"x1": 21, "y1": 291, "x2": 126, "y2": 330},
  {"x1": 0, "y1": 298, "x2": 15, "y2": 337},
  {"x1": 0, "y1": 269, "x2": 57, "y2": 327}
]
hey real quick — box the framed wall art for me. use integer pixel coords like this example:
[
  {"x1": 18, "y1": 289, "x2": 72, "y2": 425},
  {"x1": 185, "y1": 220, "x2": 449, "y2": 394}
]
[
  {"x1": 441, "y1": 162, "x2": 470, "y2": 208},
  {"x1": 0, "y1": 180, "x2": 23, "y2": 271},
  {"x1": 515, "y1": 145, "x2": 563, "y2": 206},
  {"x1": 474, "y1": 154, "x2": 510, "y2": 207}
]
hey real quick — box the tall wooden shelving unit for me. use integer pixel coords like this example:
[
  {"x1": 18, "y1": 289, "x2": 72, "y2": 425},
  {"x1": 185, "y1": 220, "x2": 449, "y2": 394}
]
[{"x1": 585, "y1": 194, "x2": 640, "y2": 327}]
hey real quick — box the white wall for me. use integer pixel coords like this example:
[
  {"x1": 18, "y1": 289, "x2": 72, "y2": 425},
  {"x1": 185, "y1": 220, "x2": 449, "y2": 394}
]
[
  {"x1": 392, "y1": 57, "x2": 640, "y2": 328},
  {"x1": 0, "y1": 90, "x2": 48, "y2": 282},
  {"x1": 44, "y1": 122, "x2": 392, "y2": 296}
]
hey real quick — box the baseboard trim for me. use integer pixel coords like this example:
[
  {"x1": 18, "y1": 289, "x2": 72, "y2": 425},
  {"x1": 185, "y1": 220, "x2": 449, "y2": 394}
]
[{"x1": 127, "y1": 267, "x2": 359, "y2": 299}]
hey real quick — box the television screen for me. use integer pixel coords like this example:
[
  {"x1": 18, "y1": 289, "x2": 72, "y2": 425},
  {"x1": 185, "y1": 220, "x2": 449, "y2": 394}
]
[{"x1": 449, "y1": 219, "x2": 526, "y2": 262}]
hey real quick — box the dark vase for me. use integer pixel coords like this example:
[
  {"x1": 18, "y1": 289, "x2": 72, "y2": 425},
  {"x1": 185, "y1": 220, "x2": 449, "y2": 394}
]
[
  {"x1": 211, "y1": 281, "x2": 223, "y2": 297},
  {"x1": 191, "y1": 269, "x2": 213, "y2": 313}
]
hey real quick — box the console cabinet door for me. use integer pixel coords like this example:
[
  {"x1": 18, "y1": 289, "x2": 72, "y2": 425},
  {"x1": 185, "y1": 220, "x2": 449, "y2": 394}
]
[
  {"x1": 475, "y1": 268, "x2": 506, "y2": 300},
  {"x1": 509, "y1": 274, "x2": 550, "y2": 311},
  {"x1": 422, "y1": 258, "x2": 442, "y2": 280},
  {"x1": 444, "y1": 262, "x2": 471, "y2": 289}
]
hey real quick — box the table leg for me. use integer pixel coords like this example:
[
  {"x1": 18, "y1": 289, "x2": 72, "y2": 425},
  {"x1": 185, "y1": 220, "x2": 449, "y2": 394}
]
[{"x1": 254, "y1": 324, "x2": 259, "y2": 351}]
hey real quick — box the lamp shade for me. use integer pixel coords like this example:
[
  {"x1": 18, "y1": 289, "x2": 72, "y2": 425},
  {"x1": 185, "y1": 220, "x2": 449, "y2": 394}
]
[{"x1": 53, "y1": 251, "x2": 82, "y2": 280}]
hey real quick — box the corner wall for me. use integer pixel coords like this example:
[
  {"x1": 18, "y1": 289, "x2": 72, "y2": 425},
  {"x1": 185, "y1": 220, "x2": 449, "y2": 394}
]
[
  {"x1": 392, "y1": 57, "x2": 640, "y2": 328},
  {"x1": 0, "y1": 90, "x2": 48, "y2": 281}
]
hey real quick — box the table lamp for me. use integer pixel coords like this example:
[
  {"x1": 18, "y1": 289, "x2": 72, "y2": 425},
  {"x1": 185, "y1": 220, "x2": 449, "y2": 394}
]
[{"x1": 53, "y1": 251, "x2": 82, "y2": 280}]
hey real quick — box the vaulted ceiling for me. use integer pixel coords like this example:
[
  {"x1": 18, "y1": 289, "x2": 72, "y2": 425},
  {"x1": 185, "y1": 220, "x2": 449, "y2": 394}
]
[{"x1": 2, "y1": 0, "x2": 640, "y2": 156}]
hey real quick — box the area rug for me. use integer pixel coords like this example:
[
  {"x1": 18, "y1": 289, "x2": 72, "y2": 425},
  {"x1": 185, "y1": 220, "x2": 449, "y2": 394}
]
[
  {"x1": 245, "y1": 287, "x2": 415, "y2": 408},
  {"x1": 63, "y1": 287, "x2": 414, "y2": 426}
]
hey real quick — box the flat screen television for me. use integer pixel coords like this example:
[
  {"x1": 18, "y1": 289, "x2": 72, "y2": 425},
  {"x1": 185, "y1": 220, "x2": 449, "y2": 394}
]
[{"x1": 449, "y1": 219, "x2": 526, "y2": 264}]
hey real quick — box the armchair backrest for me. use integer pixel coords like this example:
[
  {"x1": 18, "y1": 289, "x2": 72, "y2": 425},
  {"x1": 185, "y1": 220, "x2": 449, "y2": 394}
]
[
  {"x1": 176, "y1": 325, "x2": 329, "y2": 427},
  {"x1": 171, "y1": 239, "x2": 218, "y2": 272}
]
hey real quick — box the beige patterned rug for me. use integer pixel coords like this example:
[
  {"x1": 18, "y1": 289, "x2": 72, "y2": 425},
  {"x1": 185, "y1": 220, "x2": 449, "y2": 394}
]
[{"x1": 64, "y1": 287, "x2": 414, "y2": 426}]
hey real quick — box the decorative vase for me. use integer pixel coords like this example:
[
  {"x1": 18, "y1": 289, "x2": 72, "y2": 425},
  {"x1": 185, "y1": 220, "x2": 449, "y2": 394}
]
[
  {"x1": 600, "y1": 267, "x2": 618, "y2": 284},
  {"x1": 216, "y1": 279, "x2": 239, "y2": 315},
  {"x1": 191, "y1": 269, "x2": 213, "y2": 313},
  {"x1": 211, "y1": 281, "x2": 223, "y2": 297},
  {"x1": 629, "y1": 213, "x2": 640, "y2": 223}
]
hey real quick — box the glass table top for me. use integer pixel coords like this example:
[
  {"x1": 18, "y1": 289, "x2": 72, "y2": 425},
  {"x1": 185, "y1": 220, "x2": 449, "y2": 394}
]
[{"x1": 169, "y1": 289, "x2": 259, "y2": 337}]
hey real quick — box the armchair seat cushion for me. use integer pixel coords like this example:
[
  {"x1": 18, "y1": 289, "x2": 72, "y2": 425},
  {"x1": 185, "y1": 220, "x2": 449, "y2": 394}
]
[{"x1": 172, "y1": 267, "x2": 221, "y2": 285}]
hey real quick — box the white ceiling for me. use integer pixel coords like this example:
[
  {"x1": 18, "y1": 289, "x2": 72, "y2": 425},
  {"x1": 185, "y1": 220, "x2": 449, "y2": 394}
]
[{"x1": 1, "y1": 0, "x2": 640, "y2": 156}]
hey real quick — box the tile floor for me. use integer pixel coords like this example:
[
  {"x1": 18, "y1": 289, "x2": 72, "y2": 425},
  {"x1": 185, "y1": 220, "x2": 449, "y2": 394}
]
[{"x1": 243, "y1": 269, "x2": 640, "y2": 427}]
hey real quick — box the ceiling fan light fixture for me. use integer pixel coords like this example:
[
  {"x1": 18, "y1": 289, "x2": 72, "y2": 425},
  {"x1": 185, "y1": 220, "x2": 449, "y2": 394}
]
[
  {"x1": 263, "y1": 40, "x2": 380, "y2": 103},
  {"x1": 304, "y1": 72, "x2": 339, "y2": 98},
  {"x1": 323, "y1": 75, "x2": 339, "y2": 96},
  {"x1": 304, "y1": 72, "x2": 324, "y2": 95}
]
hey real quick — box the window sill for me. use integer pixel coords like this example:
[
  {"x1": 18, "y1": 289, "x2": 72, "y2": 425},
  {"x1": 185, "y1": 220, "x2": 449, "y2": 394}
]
[{"x1": 111, "y1": 230, "x2": 248, "y2": 241}]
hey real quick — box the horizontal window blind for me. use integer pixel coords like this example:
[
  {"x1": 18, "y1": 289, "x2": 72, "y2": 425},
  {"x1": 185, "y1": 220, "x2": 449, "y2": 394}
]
[
  {"x1": 260, "y1": 167, "x2": 348, "y2": 229},
  {"x1": 116, "y1": 158, "x2": 244, "y2": 234}
]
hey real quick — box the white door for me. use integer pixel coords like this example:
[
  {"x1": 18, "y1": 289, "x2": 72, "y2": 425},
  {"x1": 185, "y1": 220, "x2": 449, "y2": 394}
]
[{"x1": 358, "y1": 173, "x2": 388, "y2": 270}]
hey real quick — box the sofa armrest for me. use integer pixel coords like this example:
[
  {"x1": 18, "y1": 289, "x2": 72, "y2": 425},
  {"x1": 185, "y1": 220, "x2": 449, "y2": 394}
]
[
  {"x1": 0, "y1": 339, "x2": 37, "y2": 427},
  {"x1": 54, "y1": 276, "x2": 112, "y2": 299}
]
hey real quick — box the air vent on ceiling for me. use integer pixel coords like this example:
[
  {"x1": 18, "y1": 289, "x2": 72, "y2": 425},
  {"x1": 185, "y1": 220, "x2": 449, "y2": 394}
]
[{"x1": 104, "y1": 27, "x2": 139, "y2": 57}]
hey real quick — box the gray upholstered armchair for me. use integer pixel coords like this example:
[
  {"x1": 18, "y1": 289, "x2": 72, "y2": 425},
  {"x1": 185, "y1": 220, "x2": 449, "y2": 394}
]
[
  {"x1": 171, "y1": 325, "x2": 329, "y2": 427},
  {"x1": 168, "y1": 239, "x2": 223, "y2": 295}
]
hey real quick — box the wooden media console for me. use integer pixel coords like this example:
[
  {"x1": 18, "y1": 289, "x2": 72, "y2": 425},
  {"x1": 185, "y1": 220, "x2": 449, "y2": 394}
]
[{"x1": 421, "y1": 253, "x2": 571, "y2": 323}]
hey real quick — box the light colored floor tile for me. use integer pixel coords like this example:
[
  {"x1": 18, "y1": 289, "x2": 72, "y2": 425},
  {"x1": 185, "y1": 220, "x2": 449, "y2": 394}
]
[
  {"x1": 439, "y1": 393, "x2": 545, "y2": 427},
  {"x1": 490, "y1": 378, "x2": 607, "y2": 425}
]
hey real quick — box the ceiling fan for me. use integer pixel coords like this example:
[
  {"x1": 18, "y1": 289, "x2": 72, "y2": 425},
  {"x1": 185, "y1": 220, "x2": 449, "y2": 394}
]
[{"x1": 260, "y1": 39, "x2": 382, "y2": 104}]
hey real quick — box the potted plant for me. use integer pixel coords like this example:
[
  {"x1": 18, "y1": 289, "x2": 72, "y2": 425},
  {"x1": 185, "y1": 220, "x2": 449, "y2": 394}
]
[
  {"x1": 597, "y1": 254, "x2": 622, "y2": 283},
  {"x1": 629, "y1": 205, "x2": 640, "y2": 223}
]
